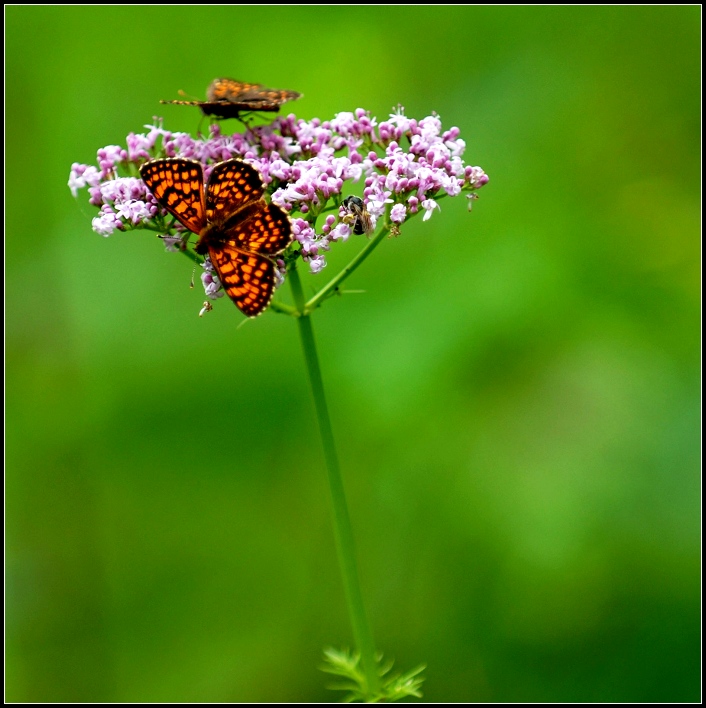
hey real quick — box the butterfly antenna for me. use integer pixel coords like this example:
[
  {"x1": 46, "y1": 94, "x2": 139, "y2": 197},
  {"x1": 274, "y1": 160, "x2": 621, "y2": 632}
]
[{"x1": 236, "y1": 317, "x2": 253, "y2": 331}]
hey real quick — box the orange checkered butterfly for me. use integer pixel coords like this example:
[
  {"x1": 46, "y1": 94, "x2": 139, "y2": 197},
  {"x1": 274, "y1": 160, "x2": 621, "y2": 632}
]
[
  {"x1": 161, "y1": 78, "x2": 302, "y2": 120},
  {"x1": 140, "y1": 158, "x2": 292, "y2": 317}
]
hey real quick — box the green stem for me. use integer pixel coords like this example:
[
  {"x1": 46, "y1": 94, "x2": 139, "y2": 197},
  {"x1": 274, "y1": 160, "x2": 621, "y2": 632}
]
[
  {"x1": 304, "y1": 221, "x2": 390, "y2": 314},
  {"x1": 268, "y1": 299, "x2": 299, "y2": 317},
  {"x1": 289, "y1": 263, "x2": 380, "y2": 697}
]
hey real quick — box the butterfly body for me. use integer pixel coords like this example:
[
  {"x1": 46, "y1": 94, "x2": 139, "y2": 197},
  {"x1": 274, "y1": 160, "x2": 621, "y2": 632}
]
[
  {"x1": 161, "y1": 78, "x2": 301, "y2": 119},
  {"x1": 140, "y1": 158, "x2": 292, "y2": 317}
]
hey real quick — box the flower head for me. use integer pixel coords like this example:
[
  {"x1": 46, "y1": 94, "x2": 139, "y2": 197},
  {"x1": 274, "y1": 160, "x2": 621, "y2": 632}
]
[{"x1": 70, "y1": 106, "x2": 487, "y2": 312}]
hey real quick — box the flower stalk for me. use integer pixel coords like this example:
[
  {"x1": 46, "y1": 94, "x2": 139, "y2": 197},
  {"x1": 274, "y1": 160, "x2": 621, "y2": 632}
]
[
  {"x1": 304, "y1": 218, "x2": 391, "y2": 314},
  {"x1": 289, "y1": 262, "x2": 380, "y2": 697}
]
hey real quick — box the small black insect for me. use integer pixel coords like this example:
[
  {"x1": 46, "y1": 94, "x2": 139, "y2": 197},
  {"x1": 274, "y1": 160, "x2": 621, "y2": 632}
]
[{"x1": 341, "y1": 196, "x2": 373, "y2": 235}]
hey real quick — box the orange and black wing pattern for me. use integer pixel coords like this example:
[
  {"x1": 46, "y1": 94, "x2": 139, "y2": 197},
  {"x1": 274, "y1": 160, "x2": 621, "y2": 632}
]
[
  {"x1": 140, "y1": 159, "x2": 206, "y2": 234},
  {"x1": 207, "y1": 79, "x2": 263, "y2": 102},
  {"x1": 223, "y1": 202, "x2": 292, "y2": 255},
  {"x1": 208, "y1": 78, "x2": 301, "y2": 110},
  {"x1": 141, "y1": 156, "x2": 291, "y2": 317},
  {"x1": 205, "y1": 159, "x2": 264, "y2": 224},
  {"x1": 208, "y1": 245, "x2": 278, "y2": 318}
]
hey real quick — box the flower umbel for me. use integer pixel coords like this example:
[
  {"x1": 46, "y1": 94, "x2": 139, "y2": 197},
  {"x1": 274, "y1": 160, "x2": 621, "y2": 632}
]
[{"x1": 70, "y1": 108, "x2": 488, "y2": 314}]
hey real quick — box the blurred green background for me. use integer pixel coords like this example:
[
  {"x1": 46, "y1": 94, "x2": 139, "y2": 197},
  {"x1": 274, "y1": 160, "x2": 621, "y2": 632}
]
[{"x1": 6, "y1": 6, "x2": 700, "y2": 703}]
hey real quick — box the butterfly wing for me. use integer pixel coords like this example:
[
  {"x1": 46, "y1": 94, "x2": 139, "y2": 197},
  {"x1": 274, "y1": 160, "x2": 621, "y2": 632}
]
[
  {"x1": 207, "y1": 79, "x2": 263, "y2": 102},
  {"x1": 140, "y1": 159, "x2": 206, "y2": 234},
  {"x1": 223, "y1": 201, "x2": 292, "y2": 255},
  {"x1": 209, "y1": 244, "x2": 277, "y2": 317},
  {"x1": 197, "y1": 103, "x2": 246, "y2": 118},
  {"x1": 208, "y1": 78, "x2": 301, "y2": 111},
  {"x1": 205, "y1": 159, "x2": 266, "y2": 227},
  {"x1": 226, "y1": 98, "x2": 295, "y2": 112},
  {"x1": 238, "y1": 88, "x2": 302, "y2": 104},
  {"x1": 205, "y1": 160, "x2": 291, "y2": 315},
  {"x1": 205, "y1": 159, "x2": 290, "y2": 254}
]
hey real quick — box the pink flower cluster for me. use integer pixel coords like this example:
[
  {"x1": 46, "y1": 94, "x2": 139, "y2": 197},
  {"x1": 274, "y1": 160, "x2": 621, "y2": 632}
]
[{"x1": 69, "y1": 108, "x2": 488, "y2": 299}]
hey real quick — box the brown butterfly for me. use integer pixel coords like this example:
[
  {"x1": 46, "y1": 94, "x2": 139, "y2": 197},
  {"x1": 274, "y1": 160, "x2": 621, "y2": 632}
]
[
  {"x1": 140, "y1": 158, "x2": 292, "y2": 317},
  {"x1": 161, "y1": 78, "x2": 302, "y2": 119}
]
